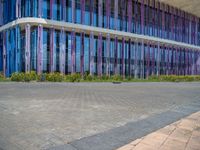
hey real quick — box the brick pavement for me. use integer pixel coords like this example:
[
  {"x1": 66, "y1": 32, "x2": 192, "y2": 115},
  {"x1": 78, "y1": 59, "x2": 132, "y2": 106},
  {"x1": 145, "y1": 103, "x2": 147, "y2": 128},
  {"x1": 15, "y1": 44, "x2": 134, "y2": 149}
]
[{"x1": 117, "y1": 111, "x2": 200, "y2": 150}]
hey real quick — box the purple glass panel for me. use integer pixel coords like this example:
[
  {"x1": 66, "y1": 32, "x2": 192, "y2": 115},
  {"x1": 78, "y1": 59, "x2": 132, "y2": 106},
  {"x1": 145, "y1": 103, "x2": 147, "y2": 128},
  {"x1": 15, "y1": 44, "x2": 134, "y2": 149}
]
[
  {"x1": 38, "y1": 0, "x2": 42, "y2": 18},
  {"x1": 90, "y1": 0, "x2": 94, "y2": 26},
  {"x1": 114, "y1": 0, "x2": 118, "y2": 30},
  {"x1": 72, "y1": 0, "x2": 75, "y2": 23},
  {"x1": 62, "y1": 0, "x2": 66, "y2": 21},
  {"x1": 106, "y1": 34, "x2": 110, "y2": 76},
  {"x1": 98, "y1": 33, "x2": 102, "y2": 76},
  {"x1": 122, "y1": 37, "x2": 125, "y2": 78},
  {"x1": 3, "y1": 32, "x2": 6, "y2": 77},
  {"x1": 152, "y1": 45, "x2": 155, "y2": 76},
  {"x1": 80, "y1": 32, "x2": 85, "y2": 76},
  {"x1": 114, "y1": 36, "x2": 118, "y2": 74},
  {"x1": 128, "y1": 0, "x2": 132, "y2": 32},
  {"x1": 98, "y1": 0, "x2": 102, "y2": 27},
  {"x1": 146, "y1": 43, "x2": 150, "y2": 78},
  {"x1": 141, "y1": 0, "x2": 144, "y2": 34},
  {"x1": 81, "y1": 0, "x2": 85, "y2": 24},
  {"x1": 157, "y1": 43, "x2": 160, "y2": 76},
  {"x1": 71, "y1": 30, "x2": 75, "y2": 74},
  {"x1": 37, "y1": 25, "x2": 43, "y2": 74},
  {"x1": 106, "y1": 0, "x2": 110, "y2": 29},
  {"x1": 128, "y1": 39, "x2": 131, "y2": 77},
  {"x1": 25, "y1": 24, "x2": 31, "y2": 73},
  {"x1": 50, "y1": 28, "x2": 55, "y2": 72},
  {"x1": 0, "y1": 2, "x2": 3, "y2": 25},
  {"x1": 90, "y1": 32, "x2": 94, "y2": 75},
  {"x1": 59, "y1": 28, "x2": 66, "y2": 74},
  {"x1": 50, "y1": 0, "x2": 53, "y2": 19}
]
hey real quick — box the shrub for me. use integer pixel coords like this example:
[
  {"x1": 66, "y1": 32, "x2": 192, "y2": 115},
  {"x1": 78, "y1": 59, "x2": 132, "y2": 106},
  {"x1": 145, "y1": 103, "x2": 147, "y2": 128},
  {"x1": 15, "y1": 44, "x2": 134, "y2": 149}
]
[
  {"x1": 24, "y1": 73, "x2": 32, "y2": 82},
  {"x1": 85, "y1": 74, "x2": 93, "y2": 81},
  {"x1": 101, "y1": 75, "x2": 110, "y2": 81},
  {"x1": 69, "y1": 73, "x2": 81, "y2": 82},
  {"x1": 29, "y1": 71, "x2": 37, "y2": 81},
  {"x1": 46, "y1": 72, "x2": 64, "y2": 82},
  {"x1": 11, "y1": 72, "x2": 25, "y2": 82},
  {"x1": 0, "y1": 72, "x2": 4, "y2": 79},
  {"x1": 111, "y1": 75, "x2": 123, "y2": 81},
  {"x1": 37, "y1": 73, "x2": 46, "y2": 82}
]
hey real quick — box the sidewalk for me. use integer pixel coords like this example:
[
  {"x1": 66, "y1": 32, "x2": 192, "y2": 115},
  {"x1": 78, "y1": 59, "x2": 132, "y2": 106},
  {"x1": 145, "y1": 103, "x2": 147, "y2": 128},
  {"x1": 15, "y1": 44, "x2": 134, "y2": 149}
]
[{"x1": 117, "y1": 111, "x2": 200, "y2": 150}]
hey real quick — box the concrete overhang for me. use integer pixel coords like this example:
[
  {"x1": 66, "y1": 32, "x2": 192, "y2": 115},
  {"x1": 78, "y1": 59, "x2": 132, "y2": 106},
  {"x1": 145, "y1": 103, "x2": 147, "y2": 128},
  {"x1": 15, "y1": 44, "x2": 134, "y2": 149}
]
[
  {"x1": 0, "y1": 17, "x2": 200, "y2": 51},
  {"x1": 159, "y1": 0, "x2": 200, "y2": 18}
]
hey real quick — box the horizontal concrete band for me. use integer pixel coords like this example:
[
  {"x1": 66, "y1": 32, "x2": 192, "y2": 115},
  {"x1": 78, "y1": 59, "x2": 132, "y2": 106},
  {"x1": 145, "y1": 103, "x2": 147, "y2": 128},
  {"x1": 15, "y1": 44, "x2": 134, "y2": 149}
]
[{"x1": 0, "y1": 17, "x2": 200, "y2": 51}]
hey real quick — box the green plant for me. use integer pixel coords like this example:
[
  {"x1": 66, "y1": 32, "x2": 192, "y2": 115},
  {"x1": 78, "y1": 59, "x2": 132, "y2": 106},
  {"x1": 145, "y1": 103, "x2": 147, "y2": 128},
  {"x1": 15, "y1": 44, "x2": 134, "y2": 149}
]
[
  {"x1": 37, "y1": 73, "x2": 46, "y2": 82},
  {"x1": 46, "y1": 72, "x2": 64, "y2": 82},
  {"x1": 11, "y1": 72, "x2": 25, "y2": 82},
  {"x1": 24, "y1": 73, "x2": 31, "y2": 82},
  {"x1": 111, "y1": 75, "x2": 123, "y2": 82},
  {"x1": 86, "y1": 74, "x2": 93, "y2": 81},
  {"x1": 29, "y1": 71, "x2": 37, "y2": 81},
  {"x1": 67, "y1": 73, "x2": 81, "y2": 82}
]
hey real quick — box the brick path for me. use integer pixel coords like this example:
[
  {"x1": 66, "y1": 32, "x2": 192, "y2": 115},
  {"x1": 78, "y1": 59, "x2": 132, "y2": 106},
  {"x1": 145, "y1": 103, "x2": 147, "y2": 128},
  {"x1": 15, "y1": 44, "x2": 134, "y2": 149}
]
[{"x1": 117, "y1": 111, "x2": 200, "y2": 150}]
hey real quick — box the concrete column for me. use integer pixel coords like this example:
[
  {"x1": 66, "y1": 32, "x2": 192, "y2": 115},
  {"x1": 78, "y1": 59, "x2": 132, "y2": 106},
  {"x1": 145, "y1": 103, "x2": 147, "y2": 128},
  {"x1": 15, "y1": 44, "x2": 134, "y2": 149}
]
[
  {"x1": 80, "y1": 32, "x2": 85, "y2": 76},
  {"x1": 25, "y1": 24, "x2": 31, "y2": 73},
  {"x1": 71, "y1": 30, "x2": 75, "y2": 74},
  {"x1": 59, "y1": 28, "x2": 66, "y2": 74},
  {"x1": 89, "y1": 32, "x2": 94, "y2": 76},
  {"x1": 98, "y1": 33, "x2": 102, "y2": 77},
  {"x1": 114, "y1": 0, "x2": 118, "y2": 30},
  {"x1": 37, "y1": 25, "x2": 43, "y2": 74},
  {"x1": 106, "y1": 34, "x2": 110, "y2": 76}
]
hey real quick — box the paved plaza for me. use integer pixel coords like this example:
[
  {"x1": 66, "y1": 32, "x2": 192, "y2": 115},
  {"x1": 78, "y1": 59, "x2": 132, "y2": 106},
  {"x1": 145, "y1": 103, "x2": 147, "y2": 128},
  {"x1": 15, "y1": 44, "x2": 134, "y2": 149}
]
[
  {"x1": 118, "y1": 111, "x2": 200, "y2": 150},
  {"x1": 0, "y1": 82, "x2": 200, "y2": 150}
]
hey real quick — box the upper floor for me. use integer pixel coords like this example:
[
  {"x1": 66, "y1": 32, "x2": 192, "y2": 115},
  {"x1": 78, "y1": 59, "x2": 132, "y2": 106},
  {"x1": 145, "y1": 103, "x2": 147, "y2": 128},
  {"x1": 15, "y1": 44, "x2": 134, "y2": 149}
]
[{"x1": 0, "y1": 0, "x2": 200, "y2": 46}]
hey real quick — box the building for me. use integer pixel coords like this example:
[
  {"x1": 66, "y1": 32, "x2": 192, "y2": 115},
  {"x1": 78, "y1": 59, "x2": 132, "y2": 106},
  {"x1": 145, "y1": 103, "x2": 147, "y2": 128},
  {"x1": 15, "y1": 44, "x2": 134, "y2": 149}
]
[{"x1": 0, "y1": 0, "x2": 200, "y2": 78}]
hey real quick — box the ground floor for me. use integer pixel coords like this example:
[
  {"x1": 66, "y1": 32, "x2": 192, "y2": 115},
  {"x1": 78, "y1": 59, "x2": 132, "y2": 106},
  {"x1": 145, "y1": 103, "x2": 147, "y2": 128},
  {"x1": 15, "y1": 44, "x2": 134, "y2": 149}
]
[
  {"x1": 0, "y1": 82, "x2": 200, "y2": 150},
  {"x1": 0, "y1": 21, "x2": 200, "y2": 78}
]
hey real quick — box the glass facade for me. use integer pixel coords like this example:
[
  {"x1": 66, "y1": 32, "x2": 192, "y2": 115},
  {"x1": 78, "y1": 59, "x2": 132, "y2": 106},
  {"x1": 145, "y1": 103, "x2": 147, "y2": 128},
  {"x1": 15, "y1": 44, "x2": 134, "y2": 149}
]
[{"x1": 0, "y1": 0, "x2": 200, "y2": 77}]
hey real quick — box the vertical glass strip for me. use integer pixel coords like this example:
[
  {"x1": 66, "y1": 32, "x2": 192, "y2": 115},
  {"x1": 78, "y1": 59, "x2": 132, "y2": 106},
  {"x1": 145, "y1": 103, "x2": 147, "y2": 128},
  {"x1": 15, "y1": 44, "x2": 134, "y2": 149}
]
[
  {"x1": 25, "y1": 24, "x2": 31, "y2": 73},
  {"x1": 89, "y1": 31, "x2": 94, "y2": 75}
]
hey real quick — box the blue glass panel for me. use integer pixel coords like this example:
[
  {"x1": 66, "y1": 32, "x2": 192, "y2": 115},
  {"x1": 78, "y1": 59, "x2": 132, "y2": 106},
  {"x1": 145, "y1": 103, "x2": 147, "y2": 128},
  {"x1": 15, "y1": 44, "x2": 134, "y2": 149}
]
[
  {"x1": 76, "y1": 34, "x2": 80, "y2": 72},
  {"x1": 31, "y1": 28, "x2": 38, "y2": 71},
  {"x1": 43, "y1": 0, "x2": 50, "y2": 19},
  {"x1": 42, "y1": 29, "x2": 50, "y2": 72}
]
